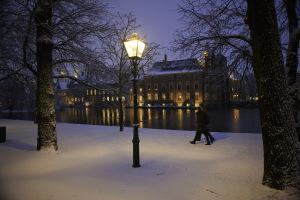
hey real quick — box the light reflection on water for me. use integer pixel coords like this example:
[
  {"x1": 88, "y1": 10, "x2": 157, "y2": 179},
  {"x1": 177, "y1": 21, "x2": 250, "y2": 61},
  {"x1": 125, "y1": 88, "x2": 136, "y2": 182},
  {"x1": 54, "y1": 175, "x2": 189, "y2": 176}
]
[
  {"x1": 0, "y1": 107, "x2": 263, "y2": 133},
  {"x1": 57, "y1": 107, "x2": 261, "y2": 133}
]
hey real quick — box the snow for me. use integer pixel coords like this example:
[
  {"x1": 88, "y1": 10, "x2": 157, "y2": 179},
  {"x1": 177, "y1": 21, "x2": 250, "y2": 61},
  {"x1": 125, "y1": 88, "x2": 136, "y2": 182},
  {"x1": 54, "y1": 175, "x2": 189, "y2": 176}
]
[
  {"x1": 146, "y1": 58, "x2": 202, "y2": 76},
  {"x1": 0, "y1": 119, "x2": 297, "y2": 200},
  {"x1": 147, "y1": 69, "x2": 201, "y2": 76}
]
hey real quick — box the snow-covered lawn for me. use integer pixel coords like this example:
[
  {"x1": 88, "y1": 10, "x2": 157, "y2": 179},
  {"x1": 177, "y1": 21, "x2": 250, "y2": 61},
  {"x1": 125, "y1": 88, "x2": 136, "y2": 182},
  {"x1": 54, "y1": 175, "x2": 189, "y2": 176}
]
[{"x1": 0, "y1": 119, "x2": 296, "y2": 200}]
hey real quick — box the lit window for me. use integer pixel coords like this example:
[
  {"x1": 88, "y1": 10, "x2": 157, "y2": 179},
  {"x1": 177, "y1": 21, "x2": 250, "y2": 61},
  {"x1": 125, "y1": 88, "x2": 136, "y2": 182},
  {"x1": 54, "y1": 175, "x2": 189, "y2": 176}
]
[
  {"x1": 130, "y1": 88, "x2": 133, "y2": 92},
  {"x1": 162, "y1": 93, "x2": 166, "y2": 100},
  {"x1": 94, "y1": 89, "x2": 97, "y2": 96},
  {"x1": 195, "y1": 92, "x2": 199, "y2": 101},
  {"x1": 155, "y1": 93, "x2": 158, "y2": 100},
  {"x1": 139, "y1": 88, "x2": 143, "y2": 92},
  {"x1": 178, "y1": 93, "x2": 182, "y2": 101},
  {"x1": 147, "y1": 93, "x2": 151, "y2": 100},
  {"x1": 122, "y1": 96, "x2": 126, "y2": 101},
  {"x1": 139, "y1": 96, "x2": 143, "y2": 101},
  {"x1": 111, "y1": 97, "x2": 114, "y2": 101},
  {"x1": 186, "y1": 92, "x2": 190, "y2": 100},
  {"x1": 170, "y1": 92, "x2": 174, "y2": 100},
  {"x1": 107, "y1": 97, "x2": 110, "y2": 101},
  {"x1": 86, "y1": 90, "x2": 89, "y2": 95}
]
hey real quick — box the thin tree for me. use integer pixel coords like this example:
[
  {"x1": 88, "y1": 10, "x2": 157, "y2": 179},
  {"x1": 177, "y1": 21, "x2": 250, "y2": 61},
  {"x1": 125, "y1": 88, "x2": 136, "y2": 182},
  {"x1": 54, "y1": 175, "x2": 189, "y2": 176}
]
[{"x1": 100, "y1": 13, "x2": 159, "y2": 132}]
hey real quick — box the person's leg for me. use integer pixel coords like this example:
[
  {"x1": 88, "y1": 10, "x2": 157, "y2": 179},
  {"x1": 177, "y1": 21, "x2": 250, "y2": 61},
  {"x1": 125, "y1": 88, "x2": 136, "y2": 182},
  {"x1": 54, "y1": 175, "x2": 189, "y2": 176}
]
[
  {"x1": 196, "y1": 130, "x2": 202, "y2": 141},
  {"x1": 207, "y1": 131, "x2": 215, "y2": 143},
  {"x1": 190, "y1": 130, "x2": 201, "y2": 144},
  {"x1": 203, "y1": 132, "x2": 211, "y2": 145},
  {"x1": 203, "y1": 129, "x2": 211, "y2": 145}
]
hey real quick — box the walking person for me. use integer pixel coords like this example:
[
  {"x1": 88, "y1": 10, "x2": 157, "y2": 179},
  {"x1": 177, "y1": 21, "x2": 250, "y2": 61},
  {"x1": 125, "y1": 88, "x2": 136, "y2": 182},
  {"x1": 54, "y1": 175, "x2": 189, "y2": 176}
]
[{"x1": 190, "y1": 104, "x2": 215, "y2": 145}]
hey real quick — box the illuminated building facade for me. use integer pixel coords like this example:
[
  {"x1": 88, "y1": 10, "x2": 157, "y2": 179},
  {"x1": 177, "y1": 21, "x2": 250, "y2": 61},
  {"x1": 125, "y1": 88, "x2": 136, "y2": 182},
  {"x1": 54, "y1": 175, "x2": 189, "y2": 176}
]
[
  {"x1": 56, "y1": 83, "x2": 124, "y2": 108},
  {"x1": 129, "y1": 53, "x2": 228, "y2": 108}
]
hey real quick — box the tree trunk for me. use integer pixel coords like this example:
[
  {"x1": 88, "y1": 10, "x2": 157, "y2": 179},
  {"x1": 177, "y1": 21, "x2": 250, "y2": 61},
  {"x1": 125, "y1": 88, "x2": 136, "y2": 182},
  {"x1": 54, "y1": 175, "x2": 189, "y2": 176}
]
[
  {"x1": 246, "y1": 0, "x2": 299, "y2": 189},
  {"x1": 35, "y1": 0, "x2": 57, "y2": 151},
  {"x1": 118, "y1": 63, "x2": 124, "y2": 132},
  {"x1": 118, "y1": 85, "x2": 124, "y2": 132},
  {"x1": 284, "y1": 0, "x2": 300, "y2": 140}
]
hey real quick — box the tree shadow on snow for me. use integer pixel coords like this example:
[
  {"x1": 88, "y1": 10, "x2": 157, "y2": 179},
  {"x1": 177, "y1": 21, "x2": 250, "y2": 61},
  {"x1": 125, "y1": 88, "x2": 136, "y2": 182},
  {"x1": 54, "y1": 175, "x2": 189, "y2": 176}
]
[{"x1": 4, "y1": 139, "x2": 36, "y2": 151}]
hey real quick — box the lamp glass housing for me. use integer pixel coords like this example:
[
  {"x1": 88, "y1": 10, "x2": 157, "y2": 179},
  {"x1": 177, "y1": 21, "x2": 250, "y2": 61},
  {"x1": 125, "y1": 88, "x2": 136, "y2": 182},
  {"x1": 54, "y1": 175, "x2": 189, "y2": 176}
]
[{"x1": 124, "y1": 33, "x2": 145, "y2": 59}]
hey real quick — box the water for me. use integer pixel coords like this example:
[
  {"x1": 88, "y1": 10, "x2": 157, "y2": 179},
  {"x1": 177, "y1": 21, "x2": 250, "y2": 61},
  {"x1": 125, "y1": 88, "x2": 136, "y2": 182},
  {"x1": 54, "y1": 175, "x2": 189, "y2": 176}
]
[{"x1": 0, "y1": 107, "x2": 261, "y2": 133}]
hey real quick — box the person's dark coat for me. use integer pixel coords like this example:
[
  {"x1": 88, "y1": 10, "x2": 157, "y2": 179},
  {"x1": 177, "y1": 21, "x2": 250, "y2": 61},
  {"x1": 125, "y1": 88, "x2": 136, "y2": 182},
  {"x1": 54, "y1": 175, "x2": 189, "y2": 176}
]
[{"x1": 196, "y1": 110, "x2": 210, "y2": 130}]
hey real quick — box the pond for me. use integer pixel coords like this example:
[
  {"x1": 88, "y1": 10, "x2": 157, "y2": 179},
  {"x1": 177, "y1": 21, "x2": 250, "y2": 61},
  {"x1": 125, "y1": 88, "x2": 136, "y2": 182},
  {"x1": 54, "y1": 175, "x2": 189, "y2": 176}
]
[{"x1": 0, "y1": 107, "x2": 262, "y2": 133}]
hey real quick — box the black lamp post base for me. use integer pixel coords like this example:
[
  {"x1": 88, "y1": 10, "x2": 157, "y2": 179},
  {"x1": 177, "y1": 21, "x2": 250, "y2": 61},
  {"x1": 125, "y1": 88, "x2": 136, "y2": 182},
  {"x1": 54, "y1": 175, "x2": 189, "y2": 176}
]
[{"x1": 132, "y1": 164, "x2": 141, "y2": 168}]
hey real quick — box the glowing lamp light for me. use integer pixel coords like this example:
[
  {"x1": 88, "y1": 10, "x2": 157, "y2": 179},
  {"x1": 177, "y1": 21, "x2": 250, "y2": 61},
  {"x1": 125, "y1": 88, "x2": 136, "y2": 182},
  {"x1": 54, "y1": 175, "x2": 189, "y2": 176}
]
[{"x1": 124, "y1": 33, "x2": 146, "y2": 59}]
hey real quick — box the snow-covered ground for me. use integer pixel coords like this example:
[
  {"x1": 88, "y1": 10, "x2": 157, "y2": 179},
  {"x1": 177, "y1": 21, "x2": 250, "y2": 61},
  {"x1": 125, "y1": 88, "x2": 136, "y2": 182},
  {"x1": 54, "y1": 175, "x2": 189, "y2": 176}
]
[{"x1": 0, "y1": 119, "x2": 297, "y2": 200}]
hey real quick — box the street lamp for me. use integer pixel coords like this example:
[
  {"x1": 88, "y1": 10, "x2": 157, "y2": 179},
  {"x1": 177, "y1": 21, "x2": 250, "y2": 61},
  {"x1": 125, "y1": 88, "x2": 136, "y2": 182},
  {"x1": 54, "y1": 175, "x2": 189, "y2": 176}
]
[
  {"x1": 202, "y1": 50, "x2": 209, "y2": 108},
  {"x1": 124, "y1": 33, "x2": 146, "y2": 168}
]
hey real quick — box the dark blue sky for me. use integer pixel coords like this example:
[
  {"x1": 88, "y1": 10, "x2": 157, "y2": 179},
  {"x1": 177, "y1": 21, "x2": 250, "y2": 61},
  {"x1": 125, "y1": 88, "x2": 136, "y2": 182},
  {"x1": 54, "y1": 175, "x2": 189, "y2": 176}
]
[
  {"x1": 111, "y1": 1, "x2": 300, "y2": 72},
  {"x1": 111, "y1": 0, "x2": 183, "y2": 61}
]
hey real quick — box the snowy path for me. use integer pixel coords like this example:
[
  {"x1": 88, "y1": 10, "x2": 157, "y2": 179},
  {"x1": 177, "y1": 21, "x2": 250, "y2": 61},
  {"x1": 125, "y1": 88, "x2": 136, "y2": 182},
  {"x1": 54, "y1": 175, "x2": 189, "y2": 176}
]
[{"x1": 0, "y1": 119, "x2": 294, "y2": 200}]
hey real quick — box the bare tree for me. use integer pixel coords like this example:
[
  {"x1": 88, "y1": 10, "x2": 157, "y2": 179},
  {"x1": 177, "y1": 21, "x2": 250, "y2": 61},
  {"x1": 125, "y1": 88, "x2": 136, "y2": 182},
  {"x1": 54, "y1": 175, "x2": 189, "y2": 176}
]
[
  {"x1": 174, "y1": 0, "x2": 300, "y2": 190},
  {"x1": 0, "y1": 0, "x2": 110, "y2": 150},
  {"x1": 35, "y1": 0, "x2": 57, "y2": 151},
  {"x1": 246, "y1": 0, "x2": 299, "y2": 190},
  {"x1": 100, "y1": 13, "x2": 159, "y2": 132},
  {"x1": 173, "y1": 0, "x2": 300, "y2": 127},
  {"x1": 284, "y1": 0, "x2": 300, "y2": 132},
  {"x1": 173, "y1": 0, "x2": 251, "y2": 78}
]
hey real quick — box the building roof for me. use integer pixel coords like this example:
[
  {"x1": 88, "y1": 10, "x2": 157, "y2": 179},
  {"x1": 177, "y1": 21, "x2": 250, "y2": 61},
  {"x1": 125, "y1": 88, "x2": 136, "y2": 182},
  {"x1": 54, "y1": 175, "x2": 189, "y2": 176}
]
[{"x1": 146, "y1": 58, "x2": 201, "y2": 76}]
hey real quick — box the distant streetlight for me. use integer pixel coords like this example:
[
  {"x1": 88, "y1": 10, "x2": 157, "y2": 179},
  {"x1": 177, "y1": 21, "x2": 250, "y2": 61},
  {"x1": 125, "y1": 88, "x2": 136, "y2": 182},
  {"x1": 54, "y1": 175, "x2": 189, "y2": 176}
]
[{"x1": 124, "y1": 33, "x2": 146, "y2": 168}]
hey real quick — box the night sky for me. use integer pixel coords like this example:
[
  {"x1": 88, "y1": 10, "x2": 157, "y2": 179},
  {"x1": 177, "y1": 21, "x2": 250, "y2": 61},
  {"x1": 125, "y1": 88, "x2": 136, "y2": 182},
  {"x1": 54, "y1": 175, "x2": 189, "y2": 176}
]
[
  {"x1": 111, "y1": 0, "x2": 183, "y2": 61},
  {"x1": 112, "y1": 0, "x2": 300, "y2": 72}
]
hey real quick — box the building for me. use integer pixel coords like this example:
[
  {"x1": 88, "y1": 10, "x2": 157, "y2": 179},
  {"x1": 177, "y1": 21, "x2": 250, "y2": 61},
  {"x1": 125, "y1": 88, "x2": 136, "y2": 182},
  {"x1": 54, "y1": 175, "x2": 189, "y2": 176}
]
[
  {"x1": 129, "y1": 53, "x2": 228, "y2": 108},
  {"x1": 228, "y1": 74, "x2": 258, "y2": 105},
  {"x1": 56, "y1": 82, "x2": 125, "y2": 108}
]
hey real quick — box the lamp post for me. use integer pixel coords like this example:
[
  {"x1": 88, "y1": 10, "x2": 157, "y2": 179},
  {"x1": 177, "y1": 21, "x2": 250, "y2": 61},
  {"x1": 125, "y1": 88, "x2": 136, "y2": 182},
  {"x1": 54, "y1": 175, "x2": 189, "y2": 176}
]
[
  {"x1": 124, "y1": 33, "x2": 146, "y2": 168},
  {"x1": 202, "y1": 50, "x2": 208, "y2": 108}
]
